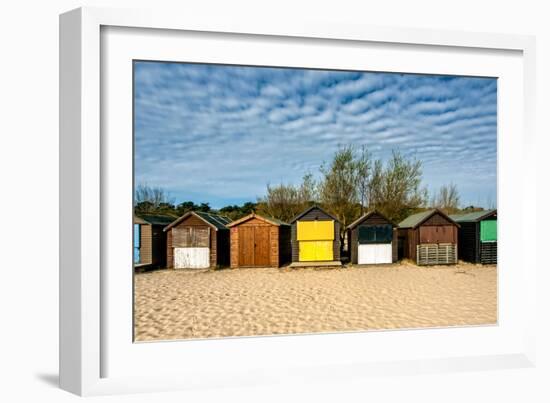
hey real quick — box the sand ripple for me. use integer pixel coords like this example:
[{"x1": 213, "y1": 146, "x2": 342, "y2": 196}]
[{"x1": 134, "y1": 263, "x2": 497, "y2": 341}]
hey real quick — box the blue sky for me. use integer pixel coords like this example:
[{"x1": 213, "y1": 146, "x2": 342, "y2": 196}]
[{"x1": 134, "y1": 61, "x2": 497, "y2": 209}]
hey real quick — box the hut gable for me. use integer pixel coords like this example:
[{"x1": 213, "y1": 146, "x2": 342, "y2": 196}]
[
  {"x1": 397, "y1": 209, "x2": 459, "y2": 265},
  {"x1": 164, "y1": 211, "x2": 231, "y2": 269},
  {"x1": 398, "y1": 209, "x2": 459, "y2": 229},
  {"x1": 347, "y1": 210, "x2": 395, "y2": 230},
  {"x1": 134, "y1": 214, "x2": 173, "y2": 269},
  {"x1": 347, "y1": 211, "x2": 397, "y2": 265},
  {"x1": 289, "y1": 205, "x2": 339, "y2": 224},
  {"x1": 450, "y1": 210, "x2": 497, "y2": 264},
  {"x1": 228, "y1": 213, "x2": 290, "y2": 268},
  {"x1": 227, "y1": 213, "x2": 289, "y2": 228},
  {"x1": 164, "y1": 211, "x2": 231, "y2": 232},
  {"x1": 290, "y1": 206, "x2": 341, "y2": 263}
]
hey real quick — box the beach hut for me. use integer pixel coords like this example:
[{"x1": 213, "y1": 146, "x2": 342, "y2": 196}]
[
  {"x1": 397, "y1": 209, "x2": 460, "y2": 265},
  {"x1": 133, "y1": 214, "x2": 174, "y2": 269},
  {"x1": 347, "y1": 211, "x2": 397, "y2": 265},
  {"x1": 163, "y1": 211, "x2": 231, "y2": 269},
  {"x1": 450, "y1": 209, "x2": 497, "y2": 264},
  {"x1": 227, "y1": 213, "x2": 291, "y2": 268},
  {"x1": 289, "y1": 206, "x2": 341, "y2": 265}
]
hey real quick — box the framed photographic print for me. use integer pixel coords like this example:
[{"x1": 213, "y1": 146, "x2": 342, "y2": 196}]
[{"x1": 59, "y1": 7, "x2": 537, "y2": 396}]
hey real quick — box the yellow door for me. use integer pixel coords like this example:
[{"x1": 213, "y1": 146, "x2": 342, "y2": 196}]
[
  {"x1": 297, "y1": 220, "x2": 335, "y2": 261},
  {"x1": 299, "y1": 241, "x2": 317, "y2": 261},
  {"x1": 297, "y1": 221, "x2": 334, "y2": 241},
  {"x1": 299, "y1": 240, "x2": 333, "y2": 261}
]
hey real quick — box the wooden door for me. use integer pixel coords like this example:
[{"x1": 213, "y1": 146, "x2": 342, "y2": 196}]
[
  {"x1": 253, "y1": 226, "x2": 270, "y2": 266},
  {"x1": 238, "y1": 226, "x2": 255, "y2": 266},
  {"x1": 238, "y1": 225, "x2": 271, "y2": 267}
]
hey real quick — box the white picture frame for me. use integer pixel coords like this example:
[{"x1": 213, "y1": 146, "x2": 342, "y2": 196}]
[{"x1": 59, "y1": 6, "x2": 537, "y2": 396}]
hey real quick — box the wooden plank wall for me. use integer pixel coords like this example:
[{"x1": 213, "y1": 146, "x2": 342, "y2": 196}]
[
  {"x1": 166, "y1": 230, "x2": 173, "y2": 268},
  {"x1": 480, "y1": 241, "x2": 497, "y2": 264},
  {"x1": 349, "y1": 228, "x2": 358, "y2": 264},
  {"x1": 457, "y1": 221, "x2": 479, "y2": 263},
  {"x1": 279, "y1": 225, "x2": 291, "y2": 266},
  {"x1": 215, "y1": 229, "x2": 230, "y2": 267},
  {"x1": 269, "y1": 226, "x2": 279, "y2": 267},
  {"x1": 419, "y1": 225, "x2": 457, "y2": 244},
  {"x1": 140, "y1": 224, "x2": 152, "y2": 264},
  {"x1": 392, "y1": 228, "x2": 398, "y2": 263},
  {"x1": 230, "y1": 226, "x2": 239, "y2": 268},
  {"x1": 210, "y1": 227, "x2": 217, "y2": 268},
  {"x1": 150, "y1": 225, "x2": 167, "y2": 267}
]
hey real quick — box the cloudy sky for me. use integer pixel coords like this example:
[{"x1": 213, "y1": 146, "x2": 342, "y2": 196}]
[{"x1": 134, "y1": 61, "x2": 497, "y2": 209}]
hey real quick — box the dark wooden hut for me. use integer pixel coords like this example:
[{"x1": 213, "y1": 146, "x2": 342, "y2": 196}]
[
  {"x1": 397, "y1": 209, "x2": 460, "y2": 265},
  {"x1": 450, "y1": 209, "x2": 497, "y2": 264},
  {"x1": 133, "y1": 214, "x2": 174, "y2": 269},
  {"x1": 164, "y1": 211, "x2": 231, "y2": 269},
  {"x1": 289, "y1": 206, "x2": 341, "y2": 264},
  {"x1": 347, "y1": 211, "x2": 397, "y2": 265},
  {"x1": 227, "y1": 213, "x2": 290, "y2": 268}
]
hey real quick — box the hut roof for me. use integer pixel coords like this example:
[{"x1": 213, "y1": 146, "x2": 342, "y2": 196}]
[
  {"x1": 163, "y1": 211, "x2": 231, "y2": 231},
  {"x1": 398, "y1": 208, "x2": 459, "y2": 229},
  {"x1": 137, "y1": 214, "x2": 177, "y2": 226},
  {"x1": 347, "y1": 210, "x2": 396, "y2": 230},
  {"x1": 226, "y1": 213, "x2": 289, "y2": 228},
  {"x1": 289, "y1": 205, "x2": 340, "y2": 224},
  {"x1": 450, "y1": 209, "x2": 497, "y2": 223},
  {"x1": 134, "y1": 215, "x2": 148, "y2": 225}
]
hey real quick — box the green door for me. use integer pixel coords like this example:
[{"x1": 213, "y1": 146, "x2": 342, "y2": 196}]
[{"x1": 480, "y1": 220, "x2": 497, "y2": 242}]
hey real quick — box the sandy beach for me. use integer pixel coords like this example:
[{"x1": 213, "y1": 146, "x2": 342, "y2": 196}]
[{"x1": 134, "y1": 263, "x2": 497, "y2": 341}]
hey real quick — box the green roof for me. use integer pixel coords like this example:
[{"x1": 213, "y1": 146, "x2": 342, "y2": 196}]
[
  {"x1": 137, "y1": 214, "x2": 177, "y2": 226},
  {"x1": 398, "y1": 210, "x2": 437, "y2": 228},
  {"x1": 398, "y1": 208, "x2": 459, "y2": 229},
  {"x1": 227, "y1": 213, "x2": 289, "y2": 228},
  {"x1": 262, "y1": 215, "x2": 290, "y2": 226},
  {"x1": 163, "y1": 211, "x2": 232, "y2": 231},
  {"x1": 450, "y1": 209, "x2": 497, "y2": 223},
  {"x1": 194, "y1": 211, "x2": 232, "y2": 229}
]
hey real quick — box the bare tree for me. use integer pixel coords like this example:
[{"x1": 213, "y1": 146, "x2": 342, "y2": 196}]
[
  {"x1": 257, "y1": 173, "x2": 318, "y2": 222},
  {"x1": 299, "y1": 172, "x2": 318, "y2": 204},
  {"x1": 432, "y1": 183, "x2": 461, "y2": 214},
  {"x1": 369, "y1": 150, "x2": 427, "y2": 223},
  {"x1": 134, "y1": 183, "x2": 174, "y2": 214},
  {"x1": 367, "y1": 159, "x2": 384, "y2": 208},
  {"x1": 355, "y1": 145, "x2": 373, "y2": 215},
  {"x1": 319, "y1": 145, "x2": 360, "y2": 244}
]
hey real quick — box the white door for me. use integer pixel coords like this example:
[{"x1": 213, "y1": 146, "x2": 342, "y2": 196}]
[
  {"x1": 358, "y1": 244, "x2": 392, "y2": 264},
  {"x1": 174, "y1": 247, "x2": 210, "y2": 269}
]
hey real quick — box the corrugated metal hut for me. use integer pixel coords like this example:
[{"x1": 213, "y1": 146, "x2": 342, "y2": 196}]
[
  {"x1": 289, "y1": 206, "x2": 341, "y2": 264},
  {"x1": 133, "y1": 214, "x2": 174, "y2": 269},
  {"x1": 347, "y1": 211, "x2": 397, "y2": 265},
  {"x1": 397, "y1": 209, "x2": 460, "y2": 265},
  {"x1": 163, "y1": 211, "x2": 231, "y2": 269},
  {"x1": 227, "y1": 213, "x2": 291, "y2": 268},
  {"x1": 450, "y1": 209, "x2": 497, "y2": 264}
]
